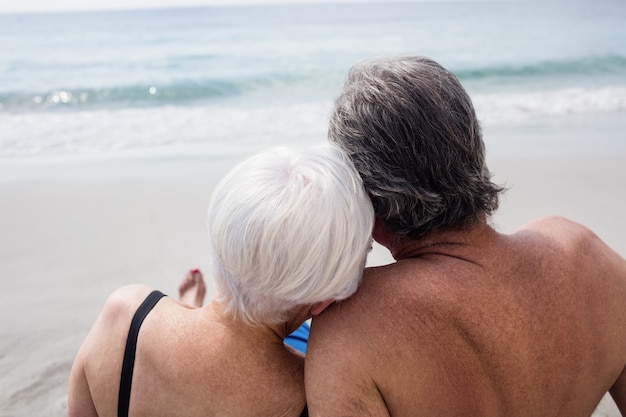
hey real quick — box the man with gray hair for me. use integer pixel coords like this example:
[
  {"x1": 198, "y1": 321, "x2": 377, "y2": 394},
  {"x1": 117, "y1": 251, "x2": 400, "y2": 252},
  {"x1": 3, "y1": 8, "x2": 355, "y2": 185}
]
[{"x1": 305, "y1": 56, "x2": 626, "y2": 416}]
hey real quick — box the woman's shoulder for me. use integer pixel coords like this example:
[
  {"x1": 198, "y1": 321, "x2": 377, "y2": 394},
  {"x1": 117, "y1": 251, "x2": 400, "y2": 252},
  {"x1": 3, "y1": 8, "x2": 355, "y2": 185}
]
[{"x1": 100, "y1": 284, "x2": 158, "y2": 322}]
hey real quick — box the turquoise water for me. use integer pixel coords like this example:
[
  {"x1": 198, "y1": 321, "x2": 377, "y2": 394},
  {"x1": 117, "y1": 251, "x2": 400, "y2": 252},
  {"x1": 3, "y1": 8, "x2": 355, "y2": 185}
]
[{"x1": 1, "y1": 1, "x2": 625, "y2": 157}]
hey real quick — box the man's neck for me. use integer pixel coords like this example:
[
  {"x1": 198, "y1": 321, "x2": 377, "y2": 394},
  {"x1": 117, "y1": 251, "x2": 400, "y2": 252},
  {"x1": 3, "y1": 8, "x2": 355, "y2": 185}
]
[{"x1": 387, "y1": 221, "x2": 498, "y2": 262}]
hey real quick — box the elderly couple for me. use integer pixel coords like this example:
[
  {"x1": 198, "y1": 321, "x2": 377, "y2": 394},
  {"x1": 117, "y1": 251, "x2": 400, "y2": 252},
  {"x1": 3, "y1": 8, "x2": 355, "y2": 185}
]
[{"x1": 68, "y1": 56, "x2": 626, "y2": 417}]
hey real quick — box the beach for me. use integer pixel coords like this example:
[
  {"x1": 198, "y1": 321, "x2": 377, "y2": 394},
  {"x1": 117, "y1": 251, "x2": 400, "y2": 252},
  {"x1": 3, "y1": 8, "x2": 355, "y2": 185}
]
[
  {"x1": 1, "y1": 1, "x2": 625, "y2": 415},
  {"x1": 0, "y1": 112, "x2": 623, "y2": 416}
]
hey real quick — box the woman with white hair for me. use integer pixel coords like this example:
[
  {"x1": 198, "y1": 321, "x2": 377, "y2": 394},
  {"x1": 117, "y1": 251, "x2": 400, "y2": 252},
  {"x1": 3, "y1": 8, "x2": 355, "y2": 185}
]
[{"x1": 68, "y1": 143, "x2": 374, "y2": 417}]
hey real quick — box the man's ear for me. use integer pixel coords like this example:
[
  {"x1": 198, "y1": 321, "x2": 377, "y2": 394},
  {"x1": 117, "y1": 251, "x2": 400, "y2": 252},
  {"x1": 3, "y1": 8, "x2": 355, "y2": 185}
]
[
  {"x1": 310, "y1": 299, "x2": 335, "y2": 316},
  {"x1": 372, "y1": 217, "x2": 393, "y2": 249}
]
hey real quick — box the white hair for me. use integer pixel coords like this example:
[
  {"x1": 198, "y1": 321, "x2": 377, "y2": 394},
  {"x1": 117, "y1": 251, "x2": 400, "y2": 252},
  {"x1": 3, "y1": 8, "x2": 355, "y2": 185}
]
[{"x1": 207, "y1": 143, "x2": 374, "y2": 326}]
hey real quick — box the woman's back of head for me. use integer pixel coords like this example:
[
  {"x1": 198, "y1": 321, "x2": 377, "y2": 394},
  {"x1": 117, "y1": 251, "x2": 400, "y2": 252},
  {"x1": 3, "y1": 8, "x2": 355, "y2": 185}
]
[{"x1": 207, "y1": 143, "x2": 374, "y2": 326}]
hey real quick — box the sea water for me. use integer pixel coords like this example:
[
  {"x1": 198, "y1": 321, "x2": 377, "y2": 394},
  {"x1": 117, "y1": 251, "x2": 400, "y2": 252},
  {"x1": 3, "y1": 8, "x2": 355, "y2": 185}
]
[{"x1": 0, "y1": 0, "x2": 625, "y2": 158}]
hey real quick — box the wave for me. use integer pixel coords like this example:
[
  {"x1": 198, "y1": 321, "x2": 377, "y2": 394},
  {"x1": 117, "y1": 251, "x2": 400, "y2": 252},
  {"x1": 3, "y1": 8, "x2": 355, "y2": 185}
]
[
  {"x1": 0, "y1": 80, "x2": 244, "y2": 111},
  {"x1": 3, "y1": 55, "x2": 626, "y2": 112},
  {"x1": 473, "y1": 86, "x2": 626, "y2": 125},
  {"x1": 455, "y1": 54, "x2": 626, "y2": 82},
  {"x1": 0, "y1": 70, "x2": 335, "y2": 111},
  {"x1": 1, "y1": 86, "x2": 625, "y2": 157},
  {"x1": 0, "y1": 101, "x2": 332, "y2": 157}
]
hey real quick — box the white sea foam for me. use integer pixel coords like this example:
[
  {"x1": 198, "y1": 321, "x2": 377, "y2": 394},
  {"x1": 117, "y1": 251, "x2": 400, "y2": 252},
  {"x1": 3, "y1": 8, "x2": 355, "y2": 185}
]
[
  {"x1": 0, "y1": 102, "x2": 332, "y2": 157},
  {"x1": 2, "y1": 86, "x2": 625, "y2": 157},
  {"x1": 474, "y1": 86, "x2": 626, "y2": 126}
]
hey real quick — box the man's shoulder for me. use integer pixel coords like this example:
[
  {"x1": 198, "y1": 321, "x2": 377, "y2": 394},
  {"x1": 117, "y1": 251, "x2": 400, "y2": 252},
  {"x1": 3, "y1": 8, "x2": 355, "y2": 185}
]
[
  {"x1": 515, "y1": 216, "x2": 624, "y2": 281},
  {"x1": 519, "y1": 215, "x2": 600, "y2": 248},
  {"x1": 310, "y1": 262, "x2": 443, "y2": 345},
  {"x1": 523, "y1": 215, "x2": 586, "y2": 231}
]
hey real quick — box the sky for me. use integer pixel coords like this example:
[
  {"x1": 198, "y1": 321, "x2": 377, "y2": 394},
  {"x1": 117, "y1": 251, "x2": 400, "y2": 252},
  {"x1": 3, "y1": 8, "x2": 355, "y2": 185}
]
[{"x1": 0, "y1": 0, "x2": 398, "y2": 14}]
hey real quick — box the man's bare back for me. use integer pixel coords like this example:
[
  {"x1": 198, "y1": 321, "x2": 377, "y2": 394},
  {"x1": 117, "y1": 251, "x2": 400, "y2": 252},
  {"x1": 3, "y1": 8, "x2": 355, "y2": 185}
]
[{"x1": 306, "y1": 217, "x2": 626, "y2": 416}]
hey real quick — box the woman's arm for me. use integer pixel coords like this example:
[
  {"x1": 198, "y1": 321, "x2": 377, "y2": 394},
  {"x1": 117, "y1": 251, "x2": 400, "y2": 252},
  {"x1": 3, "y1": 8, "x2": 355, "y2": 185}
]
[{"x1": 67, "y1": 348, "x2": 99, "y2": 417}]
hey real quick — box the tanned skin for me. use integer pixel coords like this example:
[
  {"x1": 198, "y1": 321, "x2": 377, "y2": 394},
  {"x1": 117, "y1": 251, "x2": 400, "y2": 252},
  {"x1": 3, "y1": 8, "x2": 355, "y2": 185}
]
[
  {"x1": 69, "y1": 270, "x2": 307, "y2": 417},
  {"x1": 306, "y1": 216, "x2": 626, "y2": 417}
]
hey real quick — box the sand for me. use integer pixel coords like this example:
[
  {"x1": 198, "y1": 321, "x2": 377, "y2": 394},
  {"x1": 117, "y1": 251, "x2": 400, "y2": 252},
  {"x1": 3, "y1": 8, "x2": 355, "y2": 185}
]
[{"x1": 0, "y1": 116, "x2": 624, "y2": 416}]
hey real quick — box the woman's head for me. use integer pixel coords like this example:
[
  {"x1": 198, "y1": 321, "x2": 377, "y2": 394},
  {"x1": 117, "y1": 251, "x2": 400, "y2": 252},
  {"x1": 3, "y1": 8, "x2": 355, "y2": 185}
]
[{"x1": 207, "y1": 143, "x2": 374, "y2": 326}]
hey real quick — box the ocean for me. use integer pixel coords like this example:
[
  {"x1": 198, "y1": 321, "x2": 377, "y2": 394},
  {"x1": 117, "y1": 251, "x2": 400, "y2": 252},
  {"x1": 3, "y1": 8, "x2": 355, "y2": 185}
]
[{"x1": 1, "y1": 0, "x2": 625, "y2": 159}]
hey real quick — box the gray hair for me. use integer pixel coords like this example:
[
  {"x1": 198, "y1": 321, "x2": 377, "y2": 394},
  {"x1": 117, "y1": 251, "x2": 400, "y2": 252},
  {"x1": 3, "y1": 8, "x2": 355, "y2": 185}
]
[
  {"x1": 329, "y1": 55, "x2": 504, "y2": 239},
  {"x1": 207, "y1": 144, "x2": 374, "y2": 326}
]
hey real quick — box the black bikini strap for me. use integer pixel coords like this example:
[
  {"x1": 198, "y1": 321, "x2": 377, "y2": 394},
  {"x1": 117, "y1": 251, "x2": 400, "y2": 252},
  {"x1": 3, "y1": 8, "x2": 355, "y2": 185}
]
[{"x1": 118, "y1": 290, "x2": 166, "y2": 417}]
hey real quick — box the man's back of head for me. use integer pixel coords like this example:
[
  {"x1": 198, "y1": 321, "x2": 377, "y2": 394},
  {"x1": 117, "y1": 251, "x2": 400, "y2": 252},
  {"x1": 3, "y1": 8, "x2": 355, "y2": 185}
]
[{"x1": 328, "y1": 55, "x2": 503, "y2": 240}]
